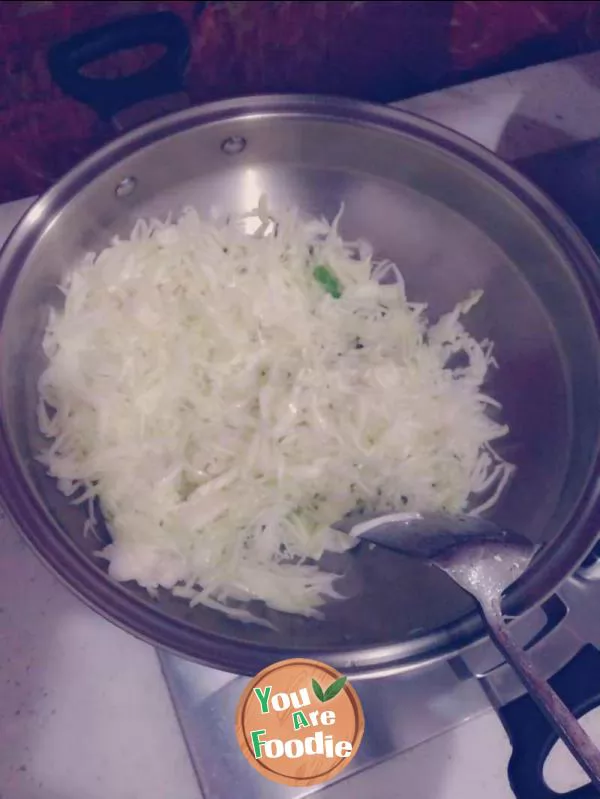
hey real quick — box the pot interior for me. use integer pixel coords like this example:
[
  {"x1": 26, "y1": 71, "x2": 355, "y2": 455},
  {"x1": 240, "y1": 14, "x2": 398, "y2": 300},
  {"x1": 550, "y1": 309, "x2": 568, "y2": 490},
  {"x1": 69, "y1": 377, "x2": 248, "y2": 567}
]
[{"x1": 1, "y1": 98, "x2": 600, "y2": 674}]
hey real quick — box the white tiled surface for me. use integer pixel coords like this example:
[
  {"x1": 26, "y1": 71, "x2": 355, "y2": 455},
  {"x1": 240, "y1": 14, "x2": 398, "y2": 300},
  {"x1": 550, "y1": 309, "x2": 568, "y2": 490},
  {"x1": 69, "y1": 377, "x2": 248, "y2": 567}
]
[
  {"x1": 5, "y1": 49, "x2": 600, "y2": 799},
  {"x1": 0, "y1": 518, "x2": 200, "y2": 799},
  {"x1": 399, "y1": 49, "x2": 600, "y2": 160}
]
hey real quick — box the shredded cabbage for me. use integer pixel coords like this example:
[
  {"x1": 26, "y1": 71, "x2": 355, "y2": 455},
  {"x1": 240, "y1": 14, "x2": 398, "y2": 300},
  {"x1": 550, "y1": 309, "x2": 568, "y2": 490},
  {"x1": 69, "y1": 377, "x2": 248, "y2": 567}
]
[{"x1": 37, "y1": 199, "x2": 513, "y2": 619}]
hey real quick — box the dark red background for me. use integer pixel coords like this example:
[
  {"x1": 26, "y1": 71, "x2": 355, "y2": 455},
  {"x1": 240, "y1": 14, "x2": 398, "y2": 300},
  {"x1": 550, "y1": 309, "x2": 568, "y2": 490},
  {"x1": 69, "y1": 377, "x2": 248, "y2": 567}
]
[{"x1": 2, "y1": 1, "x2": 600, "y2": 201}]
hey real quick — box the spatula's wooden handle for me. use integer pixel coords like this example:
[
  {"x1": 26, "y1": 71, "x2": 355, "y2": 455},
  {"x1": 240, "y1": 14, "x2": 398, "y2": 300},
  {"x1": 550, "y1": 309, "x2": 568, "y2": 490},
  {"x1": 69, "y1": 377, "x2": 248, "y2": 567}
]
[{"x1": 483, "y1": 600, "x2": 600, "y2": 793}]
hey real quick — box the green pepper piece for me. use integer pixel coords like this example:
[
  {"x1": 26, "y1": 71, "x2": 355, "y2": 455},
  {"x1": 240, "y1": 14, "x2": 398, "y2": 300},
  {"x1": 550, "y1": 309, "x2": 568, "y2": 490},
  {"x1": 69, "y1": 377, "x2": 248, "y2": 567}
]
[{"x1": 313, "y1": 265, "x2": 342, "y2": 299}]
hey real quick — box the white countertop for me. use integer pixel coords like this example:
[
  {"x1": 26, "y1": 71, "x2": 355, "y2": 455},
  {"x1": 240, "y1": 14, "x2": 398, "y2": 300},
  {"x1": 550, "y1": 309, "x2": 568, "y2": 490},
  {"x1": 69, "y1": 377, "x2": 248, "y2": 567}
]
[{"x1": 4, "y1": 49, "x2": 600, "y2": 799}]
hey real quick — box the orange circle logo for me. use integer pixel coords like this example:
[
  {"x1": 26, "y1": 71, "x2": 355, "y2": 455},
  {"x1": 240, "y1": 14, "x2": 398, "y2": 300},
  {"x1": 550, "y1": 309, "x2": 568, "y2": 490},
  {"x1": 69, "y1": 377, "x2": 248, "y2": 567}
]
[{"x1": 235, "y1": 658, "x2": 364, "y2": 787}]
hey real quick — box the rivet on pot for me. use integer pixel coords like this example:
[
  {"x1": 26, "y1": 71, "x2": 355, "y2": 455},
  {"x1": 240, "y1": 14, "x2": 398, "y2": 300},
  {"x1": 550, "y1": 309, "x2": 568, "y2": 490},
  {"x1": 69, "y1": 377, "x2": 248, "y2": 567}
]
[
  {"x1": 115, "y1": 176, "x2": 137, "y2": 198},
  {"x1": 221, "y1": 136, "x2": 247, "y2": 155}
]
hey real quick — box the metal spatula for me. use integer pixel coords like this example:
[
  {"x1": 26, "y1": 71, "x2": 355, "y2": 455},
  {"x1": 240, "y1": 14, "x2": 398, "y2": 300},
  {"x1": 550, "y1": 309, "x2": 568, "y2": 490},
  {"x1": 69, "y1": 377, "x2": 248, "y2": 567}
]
[{"x1": 345, "y1": 510, "x2": 600, "y2": 791}]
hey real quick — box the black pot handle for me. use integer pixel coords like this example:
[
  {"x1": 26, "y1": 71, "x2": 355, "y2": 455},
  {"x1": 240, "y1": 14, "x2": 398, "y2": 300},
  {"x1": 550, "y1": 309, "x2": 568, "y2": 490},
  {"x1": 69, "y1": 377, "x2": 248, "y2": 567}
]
[
  {"x1": 47, "y1": 11, "x2": 190, "y2": 123},
  {"x1": 500, "y1": 644, "x2": 600, "y2": 798}
]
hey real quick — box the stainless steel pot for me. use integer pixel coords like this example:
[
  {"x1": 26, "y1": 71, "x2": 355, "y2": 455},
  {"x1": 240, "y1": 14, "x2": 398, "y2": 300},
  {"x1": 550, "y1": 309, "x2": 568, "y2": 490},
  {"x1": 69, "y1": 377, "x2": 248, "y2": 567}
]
[{"x1": 1, "y1": 15, "x2": 600, "y2": 678}]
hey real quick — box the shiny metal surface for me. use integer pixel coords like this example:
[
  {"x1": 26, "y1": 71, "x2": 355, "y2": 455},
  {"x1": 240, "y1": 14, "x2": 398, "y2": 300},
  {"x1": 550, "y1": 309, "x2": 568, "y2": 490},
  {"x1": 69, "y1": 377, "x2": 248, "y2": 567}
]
[
  {"x1": 347, "y1": 510, "x2": 534, "y2": 564},
  {"x1": 160, "y1": 571, "x2": 600, "y2": 799},
  {"x1": 351, "y1": 511, "x2": 600, "y2": 787},
  {"x1": 160, "y1": 652, "x2": 491, "y2": 799},
  {"x1": 481, "y1": 576, "x2": 600, "y2": 708},
  {"x1": 1, "y1": 95, "x2": 600, "y2": 676}
]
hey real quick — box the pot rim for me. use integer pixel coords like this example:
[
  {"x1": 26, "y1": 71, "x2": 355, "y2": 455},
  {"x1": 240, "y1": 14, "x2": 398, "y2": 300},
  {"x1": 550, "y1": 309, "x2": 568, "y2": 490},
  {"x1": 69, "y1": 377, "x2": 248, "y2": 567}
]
[{"x1": 1, "y1": 94, "x2": 600, "y2": 677}]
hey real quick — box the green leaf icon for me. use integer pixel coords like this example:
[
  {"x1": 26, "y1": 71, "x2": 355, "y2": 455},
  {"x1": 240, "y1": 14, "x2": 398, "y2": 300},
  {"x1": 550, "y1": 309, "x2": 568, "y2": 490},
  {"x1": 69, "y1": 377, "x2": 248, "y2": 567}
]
[
  {"x1": 323, "y1": 676, "x2": 347, "y2": 702},
  {"x1": 312, "y1": 675, "x2": 348, "y2": 703},
  {"x1": 312, "y1": 678, "x2": 325, "y2": 702}
]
